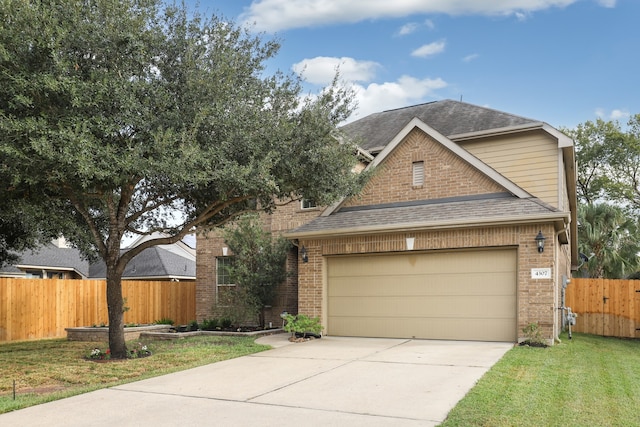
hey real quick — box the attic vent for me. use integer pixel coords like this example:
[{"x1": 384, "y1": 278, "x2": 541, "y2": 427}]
[{"x1": 412, "y1": 161, "x2": 425, "y2": 187}]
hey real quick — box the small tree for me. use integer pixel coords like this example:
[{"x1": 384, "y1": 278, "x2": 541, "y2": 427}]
[{"x1": 222, "y1": 214, "x2": 291, "y2": 326}]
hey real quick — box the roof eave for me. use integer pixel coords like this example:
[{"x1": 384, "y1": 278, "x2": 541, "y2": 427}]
[
  {"x1": 286, "y1": 212, "x2": 570, "y2": 240},
  {"x1": 450, "y1": 122, "x2": 574, "y2": 149}
]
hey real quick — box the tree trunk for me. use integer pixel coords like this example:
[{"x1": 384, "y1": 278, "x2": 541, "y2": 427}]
[{"x1": 106, "y1": 271, "x2": 127, "y2": 359}]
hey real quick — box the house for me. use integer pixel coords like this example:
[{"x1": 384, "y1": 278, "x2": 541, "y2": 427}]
[
  {"x1": 1, "y1": 234, "x2": 196, "y2": 281},
  {"x1": 0, "y1": 237, "x2": 90, "y2": 279},
  {"x1": 196, "y1": 100, "x2": 577, "y2": 344}
]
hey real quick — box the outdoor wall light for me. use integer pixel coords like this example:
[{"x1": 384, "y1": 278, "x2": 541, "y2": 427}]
[
  {"x1": 535, "y1": 231, "x2": 546, "y2": 253},
  {"x1": 300, "y1": 246, "x2": 308, "y2": 263}
]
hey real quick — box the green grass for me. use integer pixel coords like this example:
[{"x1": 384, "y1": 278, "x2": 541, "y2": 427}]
[
  {"x1": 440, "y1": 333, "x2": 640, "y2": 426},
  {"x1": 0, "y1": 335, "x2": 270, "y2": 414}
]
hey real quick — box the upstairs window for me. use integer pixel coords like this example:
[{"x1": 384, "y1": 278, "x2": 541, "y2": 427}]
[
  {"x1": 301, "y1": 199, "x2": 317, "y2": 210},
  {"x1": 412, "y1": 161, "x2": 425, "y2": 187}
]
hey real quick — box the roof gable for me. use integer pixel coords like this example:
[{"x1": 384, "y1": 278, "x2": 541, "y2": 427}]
[{"x1": 325, "y1": 118, "x2": 530, "y2": 216}]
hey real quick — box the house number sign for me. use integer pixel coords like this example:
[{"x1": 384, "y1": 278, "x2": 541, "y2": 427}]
[{"x1": 531, "y1": 268, "x2": 552, "y2": 279}]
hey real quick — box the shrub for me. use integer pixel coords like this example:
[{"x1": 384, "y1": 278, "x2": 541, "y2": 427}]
[
  {"x1": 283, "y1": 314, "x2": 323, "y2": 338},
  {"x1": 521, "y1": 322, "x2": 548, "y2": 347},
  {"x1": 154, "y1": 318, "x2": 174, "y2": 325},
  {"x1": 201, "y1": 318, "x2": 219, "y2": 331}
]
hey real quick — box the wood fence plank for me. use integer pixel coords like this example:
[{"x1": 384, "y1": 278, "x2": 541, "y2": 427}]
[
  {"x1": 0, "y1": 278, "x2": 195, "y2": 342},
  {"x1": 568, "y1": 278, "x2": 640, "y2": 338}
]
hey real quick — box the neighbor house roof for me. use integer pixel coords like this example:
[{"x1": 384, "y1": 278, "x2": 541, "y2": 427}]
[
  {"x1": 0, "y1": 243, "x2": 90, "y2": 277},
  {"x1": 89, "y1": 246, "x2": 196, "y2": 280},
  {"x1": 1, "y1": 238, "x2": 196, "y2": 280}
]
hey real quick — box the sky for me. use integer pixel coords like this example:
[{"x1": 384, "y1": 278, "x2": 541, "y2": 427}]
[{"x1": 185, "y1": 0, "x2": 639, "y2": 130}]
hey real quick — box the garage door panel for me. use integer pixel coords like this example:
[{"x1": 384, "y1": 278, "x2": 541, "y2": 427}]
[
  {"x1": 329, "y1": 272, "x2": 515, "y2": 297},
  {"x1": 329, "y1": 295, "x2": 515, "y2": 318},
  {"x1": 329, "y1": 251, "x2": 514, "y2": 277},
  {"x1": 329, "y1": 317, "x2": 516, "y2": 342},
  {"x1": 327, "y1": 249, "x2": 517, "y2": 342}
]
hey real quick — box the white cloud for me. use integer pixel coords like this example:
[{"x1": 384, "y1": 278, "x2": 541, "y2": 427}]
[
  {"x1": 348, "y1": 75, "x2": 448, "y2": 122},
  {"x1": 292, "y1": 56, "x2": 447, "y2": 122},
  {"x1": 397, "y1": 19, "x2": 435, "y2": 36},
  {"x1": 398, "y1": 22, "x2": 420, "y2": 36},
  {"x1": 595, "y1": 108, "x2": 630, "y2": 121},
  {"x1": 292, "y1": 57, "x2": 380, "y2": 85},
  {"x1": 462, "y1": 53, "x2": 480, "y2": 62},
  {"x1": 240, "y1": 0, "x2": 578, "y2": 32},
  {"x1": 411, "y1": 40, "x2": 446, "y2": 58},
  {"x1": 596, "y1": 0, "x2": 616, "y2": 7}
]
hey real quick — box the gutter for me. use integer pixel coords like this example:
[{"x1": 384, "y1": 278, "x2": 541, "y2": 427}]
[{"x1": 286, "y1": 211, "x2": 571, "y2": 240}]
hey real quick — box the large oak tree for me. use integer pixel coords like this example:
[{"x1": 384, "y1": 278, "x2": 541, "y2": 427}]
[{"x1": 0, "y1": 0, "x2": 365, "y2": 357}]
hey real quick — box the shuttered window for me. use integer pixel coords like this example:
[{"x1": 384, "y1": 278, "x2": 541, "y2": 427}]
[{"x1": 412, "y1": 161, "x2": 424, "y2": 186}]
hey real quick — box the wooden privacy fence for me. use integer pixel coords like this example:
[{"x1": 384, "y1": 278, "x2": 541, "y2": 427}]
[
  {"x1": 566, "y1": 278, "x2": 640, "y2": 338},
  {"x1": 0, "y1": 278, "x2": 195, "y2": 342}
]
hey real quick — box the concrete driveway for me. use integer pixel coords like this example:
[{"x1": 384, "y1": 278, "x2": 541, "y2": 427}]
[{"x1": 0, "y1": 334, "x2": 512, "y2": 426}]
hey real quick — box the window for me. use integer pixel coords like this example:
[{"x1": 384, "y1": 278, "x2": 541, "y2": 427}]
[
  {"x1": 216, "y1": 257, "x2": 235, "y2": 304},
  {"x1": 412, "y1": 161, "x2": 425, "y2": 187},
  {"x1": 301, "y1": 199, "x2": 317, "y2": 209}
]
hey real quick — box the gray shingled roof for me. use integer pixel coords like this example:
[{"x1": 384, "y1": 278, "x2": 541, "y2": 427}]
[
  {"x1": 89, "y1": 246, "x2": 195, "y2": 279},
  {"x1": 340, "y1": 99, "x2": 538, "y2": 153},
  {"x1": 288, "y1": 193, "x2": 563, "y2": 237},
  {"x1": 0, "y1": 243, "x2": 91, "y2": 276},
  {"x1": 1, "y1": 243, "x2": 195, "y2": 279}
]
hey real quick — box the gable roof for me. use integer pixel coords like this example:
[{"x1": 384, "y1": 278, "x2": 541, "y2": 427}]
[
  {"x1": 89, "y1": 246, "x2": 196, "y2": 280},
  {"x1": 288, "y1": 193, "x2": 568, "y2": 238},
  {"x1": 341, "y1": 99, "x2": 541, "y2": 154},
  {"x1": 0, "y1": 243, "x2": 91, "y2": 277},
  {"x1": 1, "y1": 240, "x2": 195, "y2": 280},
  {"x1": 288, "y1": 100, "x2": 575, "y2": 255}
]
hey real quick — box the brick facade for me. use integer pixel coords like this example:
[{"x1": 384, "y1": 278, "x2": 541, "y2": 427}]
[
  {"x1": 195, "y1": 200, "x2": 321, "y2": 327},
  {"x1": 297, "y1": 223, "x2": 567, "y2": 343},
  {"x1": 195, "y1": 110, "x2": 575, "y2": 345}
]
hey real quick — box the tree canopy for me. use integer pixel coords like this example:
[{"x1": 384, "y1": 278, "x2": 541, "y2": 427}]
[
  {"x1": 565, "y1": 115, "x2": 640, "y2": 207},
  {"x1": 564, "y1": 115, "x2": 640, "y2": 278},
  {"x1": 576, "y1": 203, "x2": 640, "y2": 278},
  {"x1": 0, "y1": 0, "x2": 365, "y2": 357}
]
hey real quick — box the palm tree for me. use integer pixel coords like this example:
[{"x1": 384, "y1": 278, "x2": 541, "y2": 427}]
[{"x1": 578, "y1": 203, "x2": 640, "y2": 278}]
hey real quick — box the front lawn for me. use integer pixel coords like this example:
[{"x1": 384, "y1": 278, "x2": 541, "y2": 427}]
[
  {"x1": 441, "y1": 332, "x2": 640, "y2": 426},
  {"x1": 0, "y1": 335, "x2": 270, "y2": 414}
]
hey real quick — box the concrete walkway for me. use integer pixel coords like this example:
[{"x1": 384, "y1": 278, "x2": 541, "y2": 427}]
[{"x1": 0, "y1": 334, "x2": 512, "y2": 426}]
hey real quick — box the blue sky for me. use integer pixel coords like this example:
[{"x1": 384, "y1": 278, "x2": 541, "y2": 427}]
[{"x1": 186, "y1": 0, "x2": 638, "y2": 129}]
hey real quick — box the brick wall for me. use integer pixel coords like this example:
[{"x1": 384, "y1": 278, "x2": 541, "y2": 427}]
[
  {"x1": 343, "y1": 128, "x2": 505, "y2": 208},
  {"x1": 196, "y1": 201, "x2": 319, "y2": 326},
  {"x1": 298, "y1": 223, "x2": 564, "y2": 343}
]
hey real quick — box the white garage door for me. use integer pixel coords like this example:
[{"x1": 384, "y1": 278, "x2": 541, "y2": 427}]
[{"x1": 327, "y1": 249, "x2": 517, "y2": 342}]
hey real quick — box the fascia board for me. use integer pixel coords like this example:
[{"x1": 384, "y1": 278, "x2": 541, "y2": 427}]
[
  {"x1": 450, "y1": 122, "x2": 574, "y2": 149},
  {"x1": 287, "y1": 212, "x2": 570, "y2": 239}
]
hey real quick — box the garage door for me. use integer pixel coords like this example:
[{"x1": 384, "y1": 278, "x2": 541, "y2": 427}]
[{"x1": 327, "y1": 249, "x2": 517, "y2": 342}]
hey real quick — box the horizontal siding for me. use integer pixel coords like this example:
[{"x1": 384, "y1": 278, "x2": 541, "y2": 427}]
[{"x1": 460, "y1": 131, "x2": 559, "y2": 208}]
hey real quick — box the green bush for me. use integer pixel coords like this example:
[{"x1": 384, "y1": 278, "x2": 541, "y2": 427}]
[
  {"x1": 154, "y1": 318, "x2": 175, "y2": 325},
  {"x1": 283, "y1": 314, "x2": 323, "y2": 338},
  {"x1": 200, "y1": 318, "x2": 219, "y2": 331}
]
